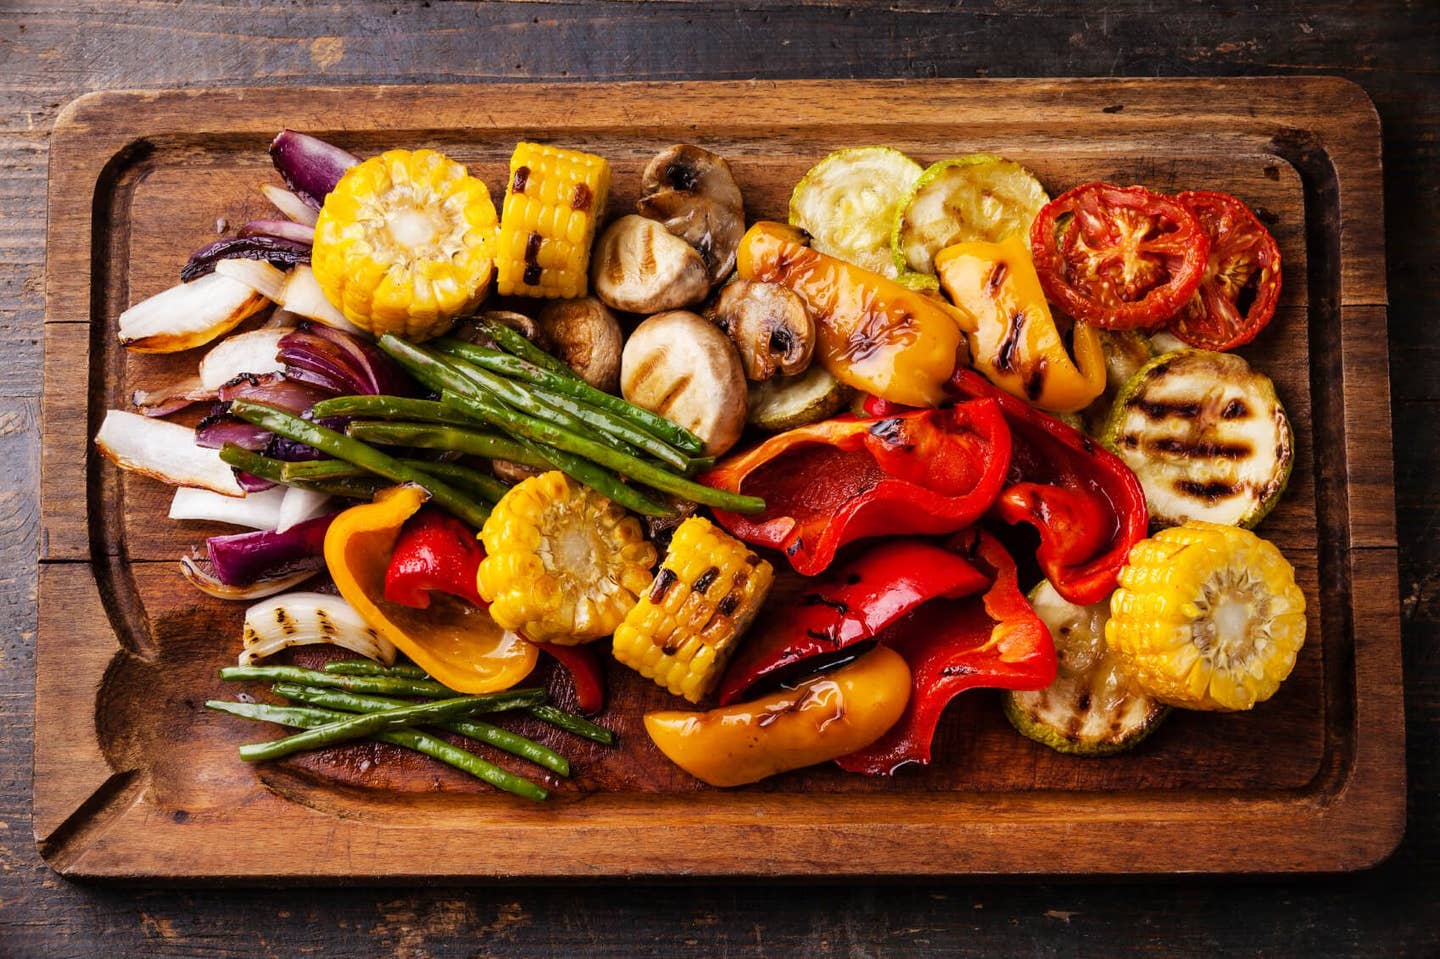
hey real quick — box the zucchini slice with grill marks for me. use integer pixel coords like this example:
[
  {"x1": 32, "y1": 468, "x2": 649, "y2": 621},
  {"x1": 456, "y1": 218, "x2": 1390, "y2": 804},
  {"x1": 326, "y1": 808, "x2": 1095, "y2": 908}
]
[
  {"x1": 1102, "y1": 349, "x2": 1293, "y2": 529},
  {"x1": 789, "y1": 147, "x2": 922, "y2": 279},
  {"x1": 1003, "y1": 581, "x2": 1168, "y2": 756},
  {"x1": 746, "y1": 364, "x2": 853, "y2": 432}
]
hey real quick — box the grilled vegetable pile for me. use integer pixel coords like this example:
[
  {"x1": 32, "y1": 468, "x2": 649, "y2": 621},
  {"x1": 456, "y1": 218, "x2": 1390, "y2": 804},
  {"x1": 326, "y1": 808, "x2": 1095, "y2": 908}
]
[{"x1": 95, "y1": 128, "x2": 1306, "y2": 794}]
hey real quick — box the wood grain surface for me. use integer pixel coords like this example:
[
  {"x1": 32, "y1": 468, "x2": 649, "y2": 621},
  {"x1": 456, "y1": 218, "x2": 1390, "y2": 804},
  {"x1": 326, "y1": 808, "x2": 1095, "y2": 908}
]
[
  {"x1": 2, "y1": 1, "x2": 1436, "y2": 956},
  {"x1": 34, "y1": 77, "x2": 1399, "y2": 881}
]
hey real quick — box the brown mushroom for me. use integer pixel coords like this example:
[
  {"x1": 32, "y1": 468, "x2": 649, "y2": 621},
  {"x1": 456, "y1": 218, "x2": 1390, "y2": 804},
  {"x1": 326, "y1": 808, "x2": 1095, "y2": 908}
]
[
  {"x1": 454, "y1": 310, "x2": 549, "y2": 349},
  {"x1": 641, "y1": 145, "x2": 744, "y2": 212},
  {"x1": 590, "y1": 215, "x2": 709, "y2": 314},
  {"x1": 536, "y1": 297, "x2": 623, "y2": 393},
  {"x1": 491, "y1": 459, "x2": 543, "y2": 485},
  {"x1": 620, "y1": 310, "x2": 748, "y2": 457},
  {"x1": 637, "y1": 145, "x2": 746, "y2": 286},
  {"x1": 706, "y1": 280, "x2": 815, "y2": 381}
]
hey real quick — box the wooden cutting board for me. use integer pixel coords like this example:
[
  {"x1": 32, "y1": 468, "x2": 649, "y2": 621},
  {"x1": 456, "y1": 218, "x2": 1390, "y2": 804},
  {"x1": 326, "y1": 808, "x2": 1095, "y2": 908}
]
[{"x1": 37, "y1": 79, "x2": 1404, "y2": 880}]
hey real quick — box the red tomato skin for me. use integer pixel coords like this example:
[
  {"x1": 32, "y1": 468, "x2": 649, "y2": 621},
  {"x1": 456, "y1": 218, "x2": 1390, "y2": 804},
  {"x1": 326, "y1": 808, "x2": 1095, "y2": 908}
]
[{"x1": 1169, "y1": 190, "x2": 1283, "y2": 351}]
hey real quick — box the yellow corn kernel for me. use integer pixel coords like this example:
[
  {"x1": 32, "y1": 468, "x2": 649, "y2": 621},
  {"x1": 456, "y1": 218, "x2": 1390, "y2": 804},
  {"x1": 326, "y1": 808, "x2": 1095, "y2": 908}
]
[
  {"x1": 477, "y1": 471, "x2": 655, "y2": 644},
  {"x1": 612, "y1": 517, "x2": 773, "y2": 703},
  {"x1": 311, "y1": 149, "x2": 497, "y2": 341},
  {"x1": 495, "y1": 143, "x2": 610, "y2": 298},
  {"x1": 1105, "y1": 520, "x2": 1306, "y2": 711}
]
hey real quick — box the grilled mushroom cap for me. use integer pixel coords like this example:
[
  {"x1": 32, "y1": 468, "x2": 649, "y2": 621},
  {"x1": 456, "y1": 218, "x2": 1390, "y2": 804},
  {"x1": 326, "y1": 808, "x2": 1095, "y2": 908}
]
[
  {"x1": 641, "y1": 145, "x2": 744, "y2": 211},
  {"x1": 536, "y1": 297, "x2": 623, "y2": 393},
  {"x1": 620, "y1": 310, "x2": 748, "y2": 456},
  {"x1": 454, "y1": 310, "x2": 548, "y2": 349},
  {"x1": 591, "y1": 215, "x2": 709, "y2": 314},
  {"x1": 706, "y1": 280, "x2": 814, "y2": 381},
  {"x1": 638, "y1": 145, "x2": 746, "y2": 286}
]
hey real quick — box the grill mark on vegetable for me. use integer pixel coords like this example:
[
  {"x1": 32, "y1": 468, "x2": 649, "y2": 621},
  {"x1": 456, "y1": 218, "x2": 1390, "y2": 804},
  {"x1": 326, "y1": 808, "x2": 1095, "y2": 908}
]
[
  {"x1": 785, "y1": 538, "x2": 803, "y2": 557},
  {"x1": 524, "y1": 231, "x2": 543, "y2": 263},
  {"x1": 274, "y1": 606, "x2": 295, "y2": 636},
  {"x1": 867, "y1": 417, "x2": 905, "y2": 443},
  {"x1": 986, "y1": 261, "x2": 1008, "y2": 296},
  {"x1": 802, "y1": 593, "x2": 849, "y2": 615},
  {"x1": 1147, "y1": 437, "x2": 1253, "y2": 459},
  {"x1": 1222, "y1": 398, "x2": 1250, "y2": 419},
  {"x1": 511, "y1": 166, "x2": 530, "y2": 194},
  {"x1": 995, "y1": 310, "x2": 1025, "y2": 373},
  {"x1": 717, "y1": 594, "x2": 740, "y2": 617},
  {"x1": 693, "y1": 567, "x2": 719, "y2": 595},
  {"x1": 653, "y1": 374, "x2": 694, "y2": 415},
  {"x1": 523, "y1": 264, "x2": 543, "y2": 286},
  {"x1": 649, "y1": 567, "x2": 677, "y2": 603},
  {"x1": 571, "y1": 183, "x2": 592, "y2": 211},
  {"x1": 1025, "y1": 358, "x2": 1047, "y2": 401},
  {"x1": 1174, "y1": 478, "x2": 1240, "y2": 500},
  {"x1": 756, "y1": 684, "x2": 826, "y2": 728},
  {"x1": 1128, "y1": 398, "x2": 1201, "y2": 420}
]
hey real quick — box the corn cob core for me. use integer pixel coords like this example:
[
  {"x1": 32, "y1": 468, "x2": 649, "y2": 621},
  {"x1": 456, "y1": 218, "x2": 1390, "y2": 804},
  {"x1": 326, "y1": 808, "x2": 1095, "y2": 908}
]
[
  {"x1": 311, "y1": 149, "x2": 497, "y2": 341},
  {"x1": 612, "y1": 516, "x2": 774, "y2": 703},
  {"x1": 496, "y1": 143, "x2": 611, "y2": 298},
  {"x1": 1105, "y1": 520, "x2": 1306, "y2": 711},
  {"x1": 477, "y1": 471, "x2": 655, "y2": 644}
]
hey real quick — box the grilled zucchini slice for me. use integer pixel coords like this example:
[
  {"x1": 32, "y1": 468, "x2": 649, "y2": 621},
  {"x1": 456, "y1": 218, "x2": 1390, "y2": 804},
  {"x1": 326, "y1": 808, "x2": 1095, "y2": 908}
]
[
  {"x1": 1102, "y1": 349, "x2": 1293, "y2": 529},
  {"x1": 789, "y1": 147, "x2": 922, "y2": 278},
  {"x1": 1004, "y1": 581, "x2": 1168, "y2": 756},
  {"x1": 747, "y1": 365, "x2": 852, "y2": 431},
  {"x1": 892, "y1": 154, "x2": 1049, "y2": 278},
  {"x1": 1079, "y1": 329, "x2": 1156, "y2": 436}
]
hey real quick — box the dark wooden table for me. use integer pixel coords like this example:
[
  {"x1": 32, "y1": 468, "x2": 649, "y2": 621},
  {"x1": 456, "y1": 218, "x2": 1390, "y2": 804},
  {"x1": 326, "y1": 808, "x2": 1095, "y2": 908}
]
[{"x1": 1, "y1": 2, "x2": 1435, "y2": 955}]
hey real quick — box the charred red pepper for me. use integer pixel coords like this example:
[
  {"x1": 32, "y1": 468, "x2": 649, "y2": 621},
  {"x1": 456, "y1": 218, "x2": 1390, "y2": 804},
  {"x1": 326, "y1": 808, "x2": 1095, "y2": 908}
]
[
  {"x1": 703, "y1": 399, "x2": 1012, "y2": 576},
  {"x1": 542, "y1": 642, "x2": 606, "y2": 714},
  {"x1": 948, "y1": 369, "x2": 1147, "y2": 605},
  {"x1": 836, "y1": 529, "x2": 1055, "y2": 775},
  {"x1": 383, "y1": 507, "x2": 488, "y2": 609},
  {"x1": 717, "y1": 540, "x2": 992, "y2": 705}
]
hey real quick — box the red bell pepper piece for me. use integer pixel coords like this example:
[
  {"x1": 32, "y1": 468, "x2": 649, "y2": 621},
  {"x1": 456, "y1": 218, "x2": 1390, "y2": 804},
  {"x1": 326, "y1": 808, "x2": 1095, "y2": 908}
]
[
  {"x1": 383, "y1": 507, "x2": 488, "y2": 609},
  {"x1": 716, "y1": 540, "x2": 992, "y2": 705},
  {"x1": 541, "y1": 643, "x2": 606, "y2": 715},
  {"x1": 703, "y1": 399, "x2": 1012, "y2": 576},
  {"x1": 836, "y1": 529, "x2": 1055, "y2": 775},
  {"x1": 948, "y1": 369, "x2": 1147, "y2": 605}
]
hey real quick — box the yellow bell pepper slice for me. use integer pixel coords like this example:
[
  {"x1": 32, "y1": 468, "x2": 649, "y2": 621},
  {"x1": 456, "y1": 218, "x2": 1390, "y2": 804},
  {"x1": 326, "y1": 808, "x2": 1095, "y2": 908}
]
[
  {"x1": 324, "y1": 485, "x2": 538, "y2": 693},
  {"x1": 643, "y1": 645, "x2": 911, "y2": 787},
  {"x1": 737, "y1": 221, "x2": 967, "y2": 408},
  {"x1": 936, "y1": 234, "x2": 1107, "y2": 414}
]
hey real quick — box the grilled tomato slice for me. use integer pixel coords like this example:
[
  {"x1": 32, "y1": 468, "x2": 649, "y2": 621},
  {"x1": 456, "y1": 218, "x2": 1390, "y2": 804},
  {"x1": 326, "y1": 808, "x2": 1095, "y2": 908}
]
[
  {"x1": 1029, "y1": 182, "x2": 1209, "y2": 330},
  {"x1": 1167, "y1": 190, "x2": 1282, "y2": 351}
]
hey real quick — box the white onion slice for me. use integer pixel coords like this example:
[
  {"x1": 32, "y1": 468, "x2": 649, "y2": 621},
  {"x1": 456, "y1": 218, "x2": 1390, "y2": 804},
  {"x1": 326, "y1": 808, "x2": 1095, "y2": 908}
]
[
  {"x1": 263, "y1": 308, "x2": 302, "y2": 329},
  {"x1": 260, "y1": 183, "x2": 320, "y2": 227},
  {"x1": 170, "y1": 486, "x2": 286, "y2": 529},
  {"x1": 213, "y1": 257, "x2": 289, "y2": 303},
  {"x1": 118, "y1": 269, "x2": 268, "y2": 353},
  {"x1": 95, "y1": 410, "x2": 244, "y2": 496},
  {"x1": 279, "y1": 265, "x2": 368, "y2": 336},
  {"x1": 276, "y1": 486, "x2": 331, "y2": 533},
  {"x1": 197, "y1": 327, "x2": 287, "y2": 390},
  {"x1": 240, "y1": 592, "x2": 397, "y2": 666}
]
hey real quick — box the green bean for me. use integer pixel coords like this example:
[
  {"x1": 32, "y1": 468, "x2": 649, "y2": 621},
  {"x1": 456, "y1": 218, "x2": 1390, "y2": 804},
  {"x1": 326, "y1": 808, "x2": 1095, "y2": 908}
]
[
  {"x1": 218, "y1": 444, "x2": 288, "y2": 484},
  {"x1": 227, "y1": 400, "x2": 493, "y2": 528},
  {"x1": 303, "y1": 476, "x2": 386, "y2": 500},
  {"x1": 233, "y1": 695, "x2": 526, "y2": 763},
  {"x1": 324, "y1": 660, "x2": 431, "y2": 680},
  {"x1": 272, "y1": 683, "x2": 570, "y2": 778},
  {"x1": 221, "y1": 663, "x2": 456, "y2": 698},
  {"x1": 309, "y1": 395, "x2": 477, "y2": 426},
  {"x1": 442, "y1": 351, "x2": 632, "y2": 451},
  {"x1": 218, "y1": 445, "x2": 381, "y2": 500},
  {"x1": 206, "y1": 700, "x2": 547, "y2": 801},
  {"x1": 280, "y1": 459, "x2": 367, "y2": 482},
  {"x1": 470, "y1": 317, "x2": 577, "y2": 378},
  {"x1": 437, "y1": 338, "x2": 703, "y2": 454},
  {"x1": 439, "y1": 390, "x2": 765, "y2": 514},
  {"x1": 402, "y1": 459, "x2": 510, "y2": 503},
  {"x1": 520, "y1": 379, "x2": 689, "y2": 471},
  {"x1": 528, "y1": 703, "x2": 616, "y2": 745},
  {"x1": 345, "y1": 421, "x2": 550, "y2": 469}
]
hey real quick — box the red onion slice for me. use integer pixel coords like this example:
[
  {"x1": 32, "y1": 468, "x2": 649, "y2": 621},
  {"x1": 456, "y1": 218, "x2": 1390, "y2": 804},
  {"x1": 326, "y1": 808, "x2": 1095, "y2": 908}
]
[
  {"x1": 204, "y1": 512, "x2": 337, "y2": 587},
  {"x1": 238, "y1": 219, "x2": 317, "y2": 245},
  {"x1": 270, "y1": 130, "x2": 360, "y2": 209},
  {"x1": 181, "y1": 235, "x2": 312, "y2": 282}
]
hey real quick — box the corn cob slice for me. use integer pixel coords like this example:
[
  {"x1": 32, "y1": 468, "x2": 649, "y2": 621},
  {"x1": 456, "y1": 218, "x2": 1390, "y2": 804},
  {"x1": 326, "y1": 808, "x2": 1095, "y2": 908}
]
[
  {"x1": 496, "y1": 143, "x2": 611, "y2": 298},
  {"x1": 311, "y1": 149, "x2": 498, "y2": 341},
  {"x1": 612, "y1": 516, "x2": 773, "y2": 703},
  {"x1": 477, "y1": 471, "x2": 656, "y2": 644},
  {"x1": 1105, "y1": 520, "x2": 1306, "y2": 711}
]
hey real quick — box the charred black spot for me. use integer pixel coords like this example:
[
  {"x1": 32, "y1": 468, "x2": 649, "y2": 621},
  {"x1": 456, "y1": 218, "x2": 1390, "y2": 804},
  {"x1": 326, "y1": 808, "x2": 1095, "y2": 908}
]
[
  {"x1": 717, "y1": 594, "x2": 740, "y2": 617},
  {"x1": 649, "y1": 567, "x2": 677, "y2": 603},
  {"x1": 986, "y1": 260, "x2": 1009, "y2": 296},
  {"x1": 1222, "y1": 398, "x2": 1250, "y2": 419},
  {"x1": 571, "y1": 183, "x2": 593, "y2": 211},
  {"x1": 664, "y1": 160, "x2": 700, "y2": 193},
  {"x1": 524, "y1": 231, "x2": 543, "y2": 263},
  {"x1": 785, "y1": 538, "x2": 803, "y2": 557},
  {"x1": 1079, "y1": 435, "x2": 1097, "y2": 455},
  {"x1": 511, "y1": 166, "x2": 530, "y2": 193},
  {"x1": 802, "y1": 594, "x2": 849, "y2": 615},
  {"x1": 1025, "y1": 358, "x2": 1048, "y2": 401},
  {"x1": 1130, "y1": 398, "x2": 1201, "y2": 420},
  {"x1": 693, "y1": 567, "x2": 719, "y2": 594},
  {"x1": 867, "y1": 417, "x2": 905, "y2": 443},
  {"x1": 1149, "y1": 437, "x2": 1253, "y2": 459},
  {"x1": 522, "y1": 263, "x2": 543, "y2": 286},
  {"x1": 995, "y1": 310, "x2": 1026, "y2": 373},
  {"x1": 1175, "y1": 479, "x2": 1240, "y2": 500},
  {"x1": 940, "y1": 663, "x2": 977, "y2": 677},
  {"x1": 1076, "y1": 691, "x2": 1092, "y2": 712},
  {"x1": 769, "y1": 327, "x2": 793, "y2": 354}
]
